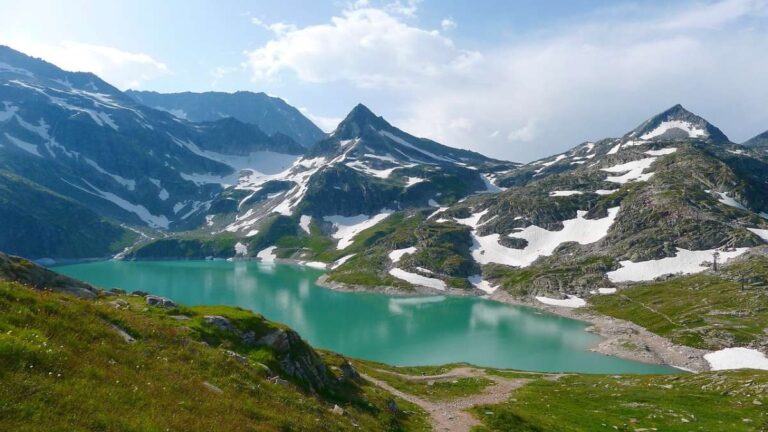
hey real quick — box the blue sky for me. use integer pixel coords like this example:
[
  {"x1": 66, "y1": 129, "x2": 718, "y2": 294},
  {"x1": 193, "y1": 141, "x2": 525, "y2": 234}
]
[{"x1": 2, "y1": 0, "x2": 768, "y2": 161}]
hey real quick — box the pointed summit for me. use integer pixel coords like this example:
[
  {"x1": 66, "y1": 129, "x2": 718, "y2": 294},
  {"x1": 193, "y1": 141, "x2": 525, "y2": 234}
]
[
  {"x1": 626, "y1": 104, "x2": 729, "y2": 143},
  {"x1": 332, "y1": 103, "x2": 392, "y2": 139}
]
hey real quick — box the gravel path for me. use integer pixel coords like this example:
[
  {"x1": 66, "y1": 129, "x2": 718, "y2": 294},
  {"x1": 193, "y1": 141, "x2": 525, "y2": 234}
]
[{"x1": 361, "y1": 367, "x2": 531, "y2": 432}]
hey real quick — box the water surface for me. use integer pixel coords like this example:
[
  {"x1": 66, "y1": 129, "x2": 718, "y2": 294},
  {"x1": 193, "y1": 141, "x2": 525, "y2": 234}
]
[{"x1": 56, "y1": 260, "x2": 676, "y2": 374}]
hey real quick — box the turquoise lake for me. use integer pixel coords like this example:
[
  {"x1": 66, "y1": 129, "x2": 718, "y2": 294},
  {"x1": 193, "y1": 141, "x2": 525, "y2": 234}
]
[{"x1": 55, "y1": 260, "x2": 677, "y2": 374}]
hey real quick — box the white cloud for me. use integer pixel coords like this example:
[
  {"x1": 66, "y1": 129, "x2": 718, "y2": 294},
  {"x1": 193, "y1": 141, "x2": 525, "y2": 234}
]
[
  {"x1": 244, "y1": 0, "x2": 768, "y2": 161},
  {"x1": 2, "y1": 39, "x2": 170, "y2": 89},
  {"x1": 252, "y1": 17, "x2": 298, "y2": 35},
  {"x1": 299, "y1": 107, "x2": 341, "y2": 132},
  {"x1": 246, "y1": 7, "x2": 480, "y2": 88},
  {"x1": 383, "y1": 0, "x2": 421, "y2": 18},
  {"x1": 441, "y1": 18, "x2": 457, "y2": 31}
]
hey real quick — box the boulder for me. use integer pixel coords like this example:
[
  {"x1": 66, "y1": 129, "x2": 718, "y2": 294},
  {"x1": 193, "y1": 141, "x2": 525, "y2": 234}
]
[
  {"x1": 203, "y1": 315, "x2": 236, "y2": 333},
  {"x1": 331, "y1": 404, "x2": 344, "y2": 415},
  {"x1": 145, "y1": 295, "x2": 176, "y2": 308},
  {"x1": 339, "y1": 360, "x2": 360, "y2": 382}
]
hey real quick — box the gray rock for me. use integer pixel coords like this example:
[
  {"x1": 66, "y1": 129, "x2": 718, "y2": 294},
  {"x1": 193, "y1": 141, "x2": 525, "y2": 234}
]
[
  {"x1": 203, "y1": 315, "x2": 236, "y2": 333},
  {"x1": 331, "y1": 404, "x2": 344, "y2": 415},
  {"x1": 225, "y1": 350, "x2": 248, "y2": 364},
  {"x1": 269, "y1": 376, "x2": 290, "y2": 387},
  {"x1": 340, "y1": 360, "x2": 360, "y2": 381},
  {"x1": 202, "y1": 381, "x2": 223, "y2": 394},
  {"x1": 146, "y1": 295, "x2": 176, "y2": 308}
]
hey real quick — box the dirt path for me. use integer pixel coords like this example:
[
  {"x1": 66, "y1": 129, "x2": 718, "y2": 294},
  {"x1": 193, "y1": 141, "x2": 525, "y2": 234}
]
[{"x1": 361, "y1": 367, "x2": 530, "y2": 432}]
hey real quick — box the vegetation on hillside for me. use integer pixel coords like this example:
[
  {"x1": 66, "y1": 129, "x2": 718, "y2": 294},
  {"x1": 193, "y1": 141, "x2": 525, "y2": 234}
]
[
  {"x1": 591, "y1": 255, "x2": 768, "y2": 350},
  {"x1": 0, "y1": 280, "x2": 430, "y2": 431}
]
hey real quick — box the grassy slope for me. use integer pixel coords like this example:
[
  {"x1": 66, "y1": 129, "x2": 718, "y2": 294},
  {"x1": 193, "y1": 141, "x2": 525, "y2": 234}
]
[
  {"x1": 591, "y1": 256, "x2": 768, "y2": 350},
  {"x1": 471, "y1": 371, "x2": 768, "y2": 432},
  {"x1": 0, "y1": 281, "x2": 429, "y2": 432}
]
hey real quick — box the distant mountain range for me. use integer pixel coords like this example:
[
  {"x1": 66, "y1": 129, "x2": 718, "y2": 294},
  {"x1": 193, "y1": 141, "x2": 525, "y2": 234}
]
[{"x1": 125, "y1": 89, "x2": 325, "y2": 148}]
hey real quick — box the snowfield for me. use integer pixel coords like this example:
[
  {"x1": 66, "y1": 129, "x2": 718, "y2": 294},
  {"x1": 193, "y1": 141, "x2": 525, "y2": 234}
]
[
  {"x1": 748, "y1": 228, "x2": 768, "y2": 242},
  {"x1": 469, "y1": 275, "x2": 498, "y2": 294},
  {"x1": 331, "y1": 254, "x2": 356, "y2": 269},
  {"x1": 707, "y1": 190, "x2": 747, "y2": 211},
  {"x1": 388, "y1": 268, "x2": 447, "y2": 291},
  {"x1": 388, "y1": 246, "x2": 417, "y2": 263},
  {"x1": 640, "y1": 120, "x2": 707, "y2": 140},
  {"x1": 257, "y1": 246, "x2": 277, "y2": 263},
  {"x1": 601, "y1": 157, "x2": 657, "y2": 184},
  {"x1": 535, "y1": 295, "x2": 586, "y2": 308},
  {"x1": 299, "y1": 215, "x2": 312, "y2": 234},
  {"x1": 644, "y1": 147, "x2": 678, "y2": 156},
  {"x1": 549, "y1": 190, "x2": 583, "y2": 197},
  {"x1": 607, "y1": 247, "x2": 749, "y2": 282},
  {"x1": 704, "y1": 348, "x2": 768, "y2": 371},
  {"x1": 470, "y1": 207, "x2": 620, "y2": 268},
  {"x1": 234, "y1": 242, "x2": 248, "y2": 256},
  {"x1": 324, "y1": 210, "x2": 392, "y2": 249}
]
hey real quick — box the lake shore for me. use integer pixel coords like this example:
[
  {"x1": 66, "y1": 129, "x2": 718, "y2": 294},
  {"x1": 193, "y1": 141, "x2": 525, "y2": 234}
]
[{"x1": 317, "y1": 275, "x2": 711, "y2": 372}]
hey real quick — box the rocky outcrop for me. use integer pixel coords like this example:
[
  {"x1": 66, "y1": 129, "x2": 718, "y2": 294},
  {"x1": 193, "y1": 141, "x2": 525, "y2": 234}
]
[
  {"x1": 146, "y1": 295, "x2": 176, "y2": 308},
  {"x1": 203, "y1": 315, "x2": 334, "y2": 392},
  {"x1": 256, "y1": 328, "x2": 334, "y2": 392},
  {"x1": 0, "y1": 251, "x2": 99, "y2": 298}
]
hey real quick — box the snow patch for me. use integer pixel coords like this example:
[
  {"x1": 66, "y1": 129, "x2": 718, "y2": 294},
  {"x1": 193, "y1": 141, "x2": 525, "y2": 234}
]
[
  {"x1": 471, "y1": 207, "x2": 620, "y2": 268},
  {"x1": 535, "y1": 295, "x2": 586, "y2": 308},
  {"x1": 4, "y1": 133, "x2": 41, "y2": 157},
  {"x1": 63, "y1": 179, "x2": 169, "y2": 229},
  {"x1": 257, "y1": 246, "x2": 277, "y2": 263},
  {"x1": 549, "y1": 190, "x2": 583, "y2": 197},
  {"x1": 389, "y1": 247, "x2": 417, "y2": 263},
  {"x1": 405, "y1": 176, "x2": 425, "y2": 187},
  {"x1": 234, "y1": 242, "x2": 248, "y2": 256},
  {"x1": 641, "y1": 120, "x2": 707, "y2": 140},
  {"x1": 379, "y1": 130, "x2": 455, "y2": 163},
  {"x1": 331, "y1": 254, "x2": 356, "y2": 269},
  {"x1": 708, "y1": 190, "x2": 747, "y2": 211},
  {"x1": 601, "y1": 157, "x2": 657, "y2": 184},
  {"x1": 645, "y1": 147, "x2": 677, "y2": 156},
  {"x1": 705, "y1": 348, "x2": 768, "y2": 371},
  {"x1": 607, "y1": 248, "x2": 749, "y2": 282},
  {"x1": 479, "y1": 174, "x2": 505, "y2": 193},
  {"x1": 299, "y1": 215, "x2": 312, "y2": 234},
  {"x1": 469, "y1": 275, "x2": 498, "y2": 294},
  {"x1": 388, "y1": 268, "x2": 447, "y2": 291},
  {"x1": 590, "y1": 288, "x2": 617, "y2": 295},
  {"x1": 594, "y1": 189, "x2": 617, "y2": 195},
  {"x1": 748, "y1": 228, "x2": 768, "y2": 242},
  {"x1": 324, "y1": 210, "x2": 392, "y2": 249}
]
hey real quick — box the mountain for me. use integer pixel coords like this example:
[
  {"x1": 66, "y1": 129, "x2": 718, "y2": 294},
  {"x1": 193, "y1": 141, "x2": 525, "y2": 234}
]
[
  {"x1": 322, "y1": 105, "x2": 768, "y2": 296},
  {"x1": 625, "y1": 104, "x2": 729, "y2": 144},
  {"x1": 495, "y1": 104, "x2": 731, "y2": 188},
  {"x1": 744, "y1": 130, "x2": 768, "y2": 148},
  {"x1": 128, "y1": 103, "x2": 514, "y2": 260},
  {"x1": 126, "y1": 89, "x2": 326, "y2": 148},
  {"x1": 0, "y1": 45, "x2": 308, "y2": 259}
]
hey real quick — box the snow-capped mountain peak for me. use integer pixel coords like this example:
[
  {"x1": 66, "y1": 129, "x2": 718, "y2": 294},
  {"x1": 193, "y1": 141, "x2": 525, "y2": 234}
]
[{"x1": 626, "y1": 104, "x2": 729, "y2": 144}]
